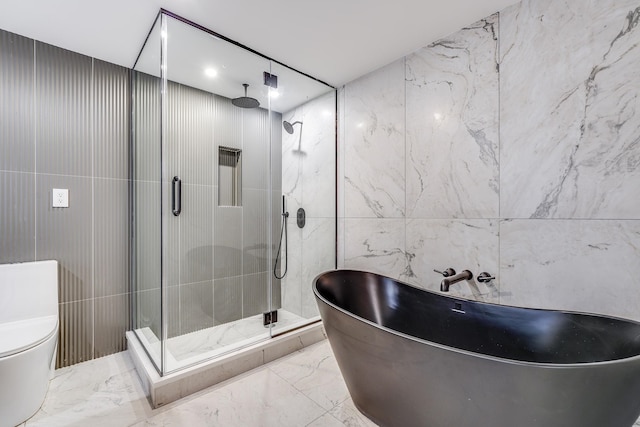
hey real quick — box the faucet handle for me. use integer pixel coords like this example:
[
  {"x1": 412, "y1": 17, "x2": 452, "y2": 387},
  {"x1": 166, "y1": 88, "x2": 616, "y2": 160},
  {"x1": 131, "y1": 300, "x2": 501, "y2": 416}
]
[
  {"x1": 477, "y1": 272, "x2": 495, "y2": 283},
  {"x1": 434, "y1": 268, "x2": 456, "y2": 277}
]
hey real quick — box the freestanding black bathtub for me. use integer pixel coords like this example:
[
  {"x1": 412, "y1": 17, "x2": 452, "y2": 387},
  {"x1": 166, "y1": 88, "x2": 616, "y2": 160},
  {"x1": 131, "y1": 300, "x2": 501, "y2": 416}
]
[{"x1": 314, "y1": 270, "x2": 640, "y2": 427}]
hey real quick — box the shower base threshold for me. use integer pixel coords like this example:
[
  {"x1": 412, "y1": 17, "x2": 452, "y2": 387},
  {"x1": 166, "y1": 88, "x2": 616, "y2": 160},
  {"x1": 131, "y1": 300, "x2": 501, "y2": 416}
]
[{"x1": 126, "y1": 322, "x2": 326, "y2": 408}]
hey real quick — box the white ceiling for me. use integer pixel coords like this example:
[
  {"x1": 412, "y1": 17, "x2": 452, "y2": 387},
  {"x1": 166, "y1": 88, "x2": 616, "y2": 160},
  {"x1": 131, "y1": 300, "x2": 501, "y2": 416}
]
[{"x1": 0, "y1": 0, "x2": 518, "y2": 87}]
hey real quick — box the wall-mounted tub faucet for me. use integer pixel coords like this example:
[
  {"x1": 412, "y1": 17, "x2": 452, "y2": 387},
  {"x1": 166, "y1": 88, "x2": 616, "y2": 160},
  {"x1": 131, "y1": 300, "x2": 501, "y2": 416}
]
[{"x1": 439, "y1": 270, "x2": 473, "y2": 292}]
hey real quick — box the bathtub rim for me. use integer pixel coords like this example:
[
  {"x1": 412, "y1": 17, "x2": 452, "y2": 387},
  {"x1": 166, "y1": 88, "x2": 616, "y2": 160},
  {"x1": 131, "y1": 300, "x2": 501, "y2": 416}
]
[{"x1": 314, "y1": 268, "x2": 640, "y2": 368}]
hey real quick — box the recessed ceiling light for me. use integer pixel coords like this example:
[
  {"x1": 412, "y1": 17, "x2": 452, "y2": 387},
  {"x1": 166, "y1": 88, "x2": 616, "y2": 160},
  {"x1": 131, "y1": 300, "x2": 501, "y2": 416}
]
[{"x1": 204, "y1": 68, "x2": 218, "y2": 78}]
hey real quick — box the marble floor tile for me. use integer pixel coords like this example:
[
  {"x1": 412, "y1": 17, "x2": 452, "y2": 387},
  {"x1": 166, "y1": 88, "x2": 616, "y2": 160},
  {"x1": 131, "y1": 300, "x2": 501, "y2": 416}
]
[
  {"x1": 25, "y1": 352, "x2": 152, "y2": 427},
  {"x1": 134, "y1": 368, "x2": 326, "y2": 427},
  {"x1": 23, "y1": 339, "x2": 383, "y2": 427},
  {"x1": 329, "y1": 398, "x2": 379, "y2": 427},
  {"x1": 268, "y1": 340, "x2": 350, "y2": 411}
]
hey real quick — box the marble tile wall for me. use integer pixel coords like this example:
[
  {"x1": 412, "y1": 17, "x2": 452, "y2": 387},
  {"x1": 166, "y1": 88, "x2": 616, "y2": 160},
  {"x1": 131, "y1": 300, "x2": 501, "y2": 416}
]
[
  {"x1": 339, "y1": 0, "x2": 640, "y2": 319},
  {"x1": 281, "y1": 92, "x2": 336, "y2": 319}
]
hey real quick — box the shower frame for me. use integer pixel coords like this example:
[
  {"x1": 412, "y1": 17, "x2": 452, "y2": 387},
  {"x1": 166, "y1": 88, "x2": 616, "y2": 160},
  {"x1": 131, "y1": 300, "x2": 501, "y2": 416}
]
[{"x1": 129, "y1": 9, "x2": 338, "y2": 377}]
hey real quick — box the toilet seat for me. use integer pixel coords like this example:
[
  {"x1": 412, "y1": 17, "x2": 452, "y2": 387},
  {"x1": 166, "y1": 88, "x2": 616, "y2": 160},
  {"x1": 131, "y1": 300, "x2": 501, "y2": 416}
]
[{"x1": 0, "y1": 315, "x2": 58, "y2": 358}]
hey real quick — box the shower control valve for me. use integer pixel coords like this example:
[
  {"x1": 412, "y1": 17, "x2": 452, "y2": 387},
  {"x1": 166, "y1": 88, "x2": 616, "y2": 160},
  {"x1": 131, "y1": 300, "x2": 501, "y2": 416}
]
[
  {"x1": 434, "y1": 268, "x2": 456, "y2": 278},
  {"x1": 477, "y1": 272, "x2": 495, "y2": 283}
]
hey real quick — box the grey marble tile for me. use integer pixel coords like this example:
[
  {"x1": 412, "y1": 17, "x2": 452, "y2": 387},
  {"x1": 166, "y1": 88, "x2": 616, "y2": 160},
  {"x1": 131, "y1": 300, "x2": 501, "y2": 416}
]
[
  {"x1": 344, "y1": 218, "x2": 408, "y2": 281},
  {"x1": 280, "y1": 217, "x2": 303, "y2": 317},
  {"x1": 406, "y1": 14, "x2": 499, "y2": 219},
  {"x1": 300, "y1": 91, "x2": 337, "y2": 219},
  {"x1": 26, "y1": 352, "x2": 150, "y2": 426},
  {"x1": 282, "y1": 108, "x2": 304, "y2": 215},
  {"x1": 500, "y1": 0, "x2": 640, "y2": 219},
  {"x1": 330, "y1": 397, "x2": 379, "y2": 426},
  {"x1": 139, "y1": 368, "x2": 326, "y2": 427},
  {"x1": 302, "y1": 217, "x2": 335, "y2": 318},
  {"x1": 406, "y1": 219, "x2": 499, "y2": 302},
  {"x1": 500, "y1": 219, "x2": 640, "y2": 320},
  {"x1": 344, "y1": 59, "x2": 405, "y2": 218},
  {"x1": 269, "y1": 341, "x2": 349, "y2": 411}
]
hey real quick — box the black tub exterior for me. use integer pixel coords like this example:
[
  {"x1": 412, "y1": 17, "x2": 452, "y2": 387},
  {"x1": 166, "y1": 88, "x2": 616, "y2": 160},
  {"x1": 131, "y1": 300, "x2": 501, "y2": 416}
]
[{"x1": 314, "y1": 270, "x2": 640, "y2": 427}]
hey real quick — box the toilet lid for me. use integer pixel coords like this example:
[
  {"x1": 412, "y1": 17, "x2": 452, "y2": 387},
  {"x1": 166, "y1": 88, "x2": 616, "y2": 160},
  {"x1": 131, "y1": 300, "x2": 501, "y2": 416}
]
[{"x1": 0, "y1": 315, "x2": 58, "y2": 358}]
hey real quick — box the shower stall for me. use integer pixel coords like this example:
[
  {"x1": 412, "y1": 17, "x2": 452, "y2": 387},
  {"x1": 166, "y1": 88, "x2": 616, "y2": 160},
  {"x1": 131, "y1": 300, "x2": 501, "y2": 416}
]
[{"x1": 129, "y1": 10, "x2": 336, "y2": 376}]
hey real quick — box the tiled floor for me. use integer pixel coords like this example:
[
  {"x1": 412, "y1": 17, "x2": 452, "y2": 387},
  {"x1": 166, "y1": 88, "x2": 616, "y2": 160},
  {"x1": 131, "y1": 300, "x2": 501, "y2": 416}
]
[{"x1": 21, "y1": 340, "x2": 378, "y2": 427}]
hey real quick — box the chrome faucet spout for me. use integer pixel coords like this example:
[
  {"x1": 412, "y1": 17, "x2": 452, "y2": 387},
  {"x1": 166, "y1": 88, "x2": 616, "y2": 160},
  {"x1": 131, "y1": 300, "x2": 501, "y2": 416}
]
[{"x1": 440, "y1": 270, "x2": 473, "y2": 292}]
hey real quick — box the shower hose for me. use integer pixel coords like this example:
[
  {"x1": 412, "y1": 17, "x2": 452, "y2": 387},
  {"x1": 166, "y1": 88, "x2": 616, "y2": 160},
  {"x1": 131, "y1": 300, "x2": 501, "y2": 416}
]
[{"x1": 273, "y1": 209, "x2": 289, "y2": 279}]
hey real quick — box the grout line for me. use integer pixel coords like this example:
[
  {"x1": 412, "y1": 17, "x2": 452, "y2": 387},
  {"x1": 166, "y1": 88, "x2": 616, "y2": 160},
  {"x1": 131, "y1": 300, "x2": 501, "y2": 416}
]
[
  {"x1": 33, "y1": 39, "x2": 37, "y2": 261},
  {"x1": 91, "y1": 57, "x2": 96, "y2": 359}
]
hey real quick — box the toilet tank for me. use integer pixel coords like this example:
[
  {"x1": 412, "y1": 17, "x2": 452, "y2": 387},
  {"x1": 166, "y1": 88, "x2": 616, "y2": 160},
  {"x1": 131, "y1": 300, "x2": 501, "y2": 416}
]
[{"x1": 0, "y1": 261, "x2": 59, "y2": 323}]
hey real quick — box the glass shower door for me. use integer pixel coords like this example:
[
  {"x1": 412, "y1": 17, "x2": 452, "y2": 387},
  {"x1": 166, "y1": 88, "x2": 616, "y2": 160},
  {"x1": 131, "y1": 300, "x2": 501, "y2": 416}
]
[{"x1": 160, "y1": 14, "x2": 274, "y2": 373}]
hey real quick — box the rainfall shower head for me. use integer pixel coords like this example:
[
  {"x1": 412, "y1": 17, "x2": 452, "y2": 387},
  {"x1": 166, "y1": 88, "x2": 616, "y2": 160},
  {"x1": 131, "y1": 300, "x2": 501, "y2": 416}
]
[
  {"x1": 232, "y1": 84, "x2": 260, "y2": 109},
  {"x1": 283, "y1": 120, "x2": 303, "y2": 134}
]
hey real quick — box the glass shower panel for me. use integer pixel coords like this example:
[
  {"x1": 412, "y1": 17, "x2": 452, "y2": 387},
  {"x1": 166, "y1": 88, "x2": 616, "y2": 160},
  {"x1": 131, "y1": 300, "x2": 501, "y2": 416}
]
[
  {"x1": 269, "y1": 62, "x2": 336, "y2": 335},
  {"x1": 161, "y1": 14, "x2": 274, "y2": 373},
  {"x1": 131, "y1": 10, "x2": 336, "y2": 377},
  {"x1": 131, "y1": 14, "x2": 163, "y2": 371}
]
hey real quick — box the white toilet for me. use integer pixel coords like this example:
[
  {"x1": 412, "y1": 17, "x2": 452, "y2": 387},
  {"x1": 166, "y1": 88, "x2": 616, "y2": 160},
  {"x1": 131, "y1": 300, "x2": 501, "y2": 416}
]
[{"x1": 0, "y1": 260, "x2": 58, "y2": 427}]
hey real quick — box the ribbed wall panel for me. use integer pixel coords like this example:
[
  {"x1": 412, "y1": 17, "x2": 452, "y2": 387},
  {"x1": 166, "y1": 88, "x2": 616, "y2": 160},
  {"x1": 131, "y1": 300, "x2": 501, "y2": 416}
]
[
  {"x1": 134, "y1": 181, "x2": 161, "y2": 292},
  {"x1": 214, "y1": 95, "x2": 243, "y2": 187},
  {"x1": 179, "y1": 281, "x2": 213, "y2": 334},
  {"x1": 177, "y1": 84, "x2": 214, "y2": 186},
  {"x1": 0, "y1": 171, "x2": 35, "y2": 263},
  {"x1": 0, "y1": 30, "x2": 34, "y2": 172},
  {"x1": 133, "y1": 71, "x2": 161, "y2": 182},
  {"x1": 95, "y1": 178, "x2": 129, "y2": 297},
  {"x1": 95, "y1": 293, "x2": 129, "y2": 357},
  {"x1": 94, "y1": 60, "x2": 130, "y2": 179},
  {"x1": 243, "y1": 272, "x2": 270, "y2": 317},
  {"x1": 58, "y1": 300, "x2": 93, "y2": 368},
  {"x1": 35, "y1": 41, "x2": 92, "y2": 176},
  {"x1": 180, "y1": 184, "x2": 213, "y2": 284},
  {"x1": 213, "y1": 276, "x2": 242, "y2": 325},
  {"x1": 36, "y1": 174, "x2": 93, "y2": 302}
]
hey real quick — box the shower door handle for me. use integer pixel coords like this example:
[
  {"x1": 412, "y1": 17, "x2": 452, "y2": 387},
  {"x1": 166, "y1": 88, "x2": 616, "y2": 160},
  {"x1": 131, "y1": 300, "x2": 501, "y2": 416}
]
[{"x1": 172, "y1": 176, "x2": 181, "y2": 216}]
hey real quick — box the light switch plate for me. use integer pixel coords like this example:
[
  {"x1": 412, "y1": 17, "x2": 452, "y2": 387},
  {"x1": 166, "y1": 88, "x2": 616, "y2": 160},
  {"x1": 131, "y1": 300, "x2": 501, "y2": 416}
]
[{"x1": 52, "y1": 188, "x2": 69, "y2": 208}]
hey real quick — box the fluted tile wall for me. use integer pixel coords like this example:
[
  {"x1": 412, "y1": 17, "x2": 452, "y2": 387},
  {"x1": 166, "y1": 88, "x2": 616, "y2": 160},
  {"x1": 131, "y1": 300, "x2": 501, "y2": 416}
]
[
  {"x1": 339, "y1": 0, "x2": 640, "y2": 320},
  {"x1": 0, "y1": 29, "x2": 130, "y2": 367},
  {"x1": 133, "y1": 77, "x2": 283, "y2": 339}
]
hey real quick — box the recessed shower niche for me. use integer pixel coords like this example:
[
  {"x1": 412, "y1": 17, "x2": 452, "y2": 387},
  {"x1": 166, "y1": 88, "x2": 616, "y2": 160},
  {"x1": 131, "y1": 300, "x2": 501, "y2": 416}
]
[
  {"x1": 218, "y1": 147, "x2": 242, "y2": 207},
  {"x1": 128, "y1": 9, "x2": 336, "y2": 392}
]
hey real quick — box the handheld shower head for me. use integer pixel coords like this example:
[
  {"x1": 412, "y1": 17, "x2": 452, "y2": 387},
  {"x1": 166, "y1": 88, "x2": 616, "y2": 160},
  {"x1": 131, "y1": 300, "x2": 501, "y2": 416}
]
[{"x1": 283, "y1": 120, "x2": 303, "y2": 134}]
